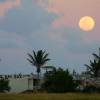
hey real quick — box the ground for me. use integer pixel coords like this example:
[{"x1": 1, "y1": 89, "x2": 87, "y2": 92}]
[{"x1": 0, "y1": 93, "x2": 100, "y2": 100}]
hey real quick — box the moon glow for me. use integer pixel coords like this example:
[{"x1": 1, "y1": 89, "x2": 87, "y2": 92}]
[{"x1": 79, "y1": 16, "x2": 95, "y2": 31}]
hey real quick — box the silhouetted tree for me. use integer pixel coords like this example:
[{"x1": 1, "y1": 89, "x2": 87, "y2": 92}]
[
  {"x1": 85, "y1": 48, "x2": 100, "y2": 78},
  {"x1": 0, "y1": 79, "x2": 10, "y2": 92},
  {"x1": 42, "y1": 68, "x2": 78, "y2": 93},
  {"x1": 27, "y1": 50, "x2": 50, "y2": 88}
]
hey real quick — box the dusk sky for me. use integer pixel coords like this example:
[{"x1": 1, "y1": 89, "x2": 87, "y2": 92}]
[{"x1": 0, "y1": 0, "x2": 100, "y2": 74}]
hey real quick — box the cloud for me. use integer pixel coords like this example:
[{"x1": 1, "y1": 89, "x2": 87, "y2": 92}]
[
  {"x1": 0, "y1": 48, "x2": 33, "y2": 74},
  {"x1": 0, "y1": 0, "x2": 100, "y2": 73},
  {"x1": 0, "y1": 0, "x2": 20, "y2": 17},
  {"x1": 37, "y1": 0, "x2": 100, "y2": 43},
  {"x1": 0, "y1": 31, "x2": 28, "y2": 48},
  {"x1": 0, "y1": 0, "x2": 56, "y2": 34},
  {"x1": 38, "y1": 0, "x2": 100, "y2": 29},
  {"x1": 47, "y1": 32, "x2": 66, "y2": 48}
]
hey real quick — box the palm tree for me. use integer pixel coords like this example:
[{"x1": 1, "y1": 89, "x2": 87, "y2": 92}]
[
  {"x1": 27, "y1": 50, "x2": 50, "y2": 88},
  {"x1": 92, "y1": 48, "x2": 100, "y2": 61},
  {"x1": 85, "y1": 48, "x2": 100, "y2": 78}
]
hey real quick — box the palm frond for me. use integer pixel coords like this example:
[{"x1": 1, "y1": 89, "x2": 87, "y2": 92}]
[
  {"x1": 85, "y1": 48, "x2": 100, "y2": 78},
  {"x1": 27, "y1": 58, "x2": 34, "y2": 65},
  {"x1": 84, "y1": 64, "x2": 92, "y2": 71},
  {"x1": 33, "y1": 50, "x2": 38, "y2": 61},
  {"x1": 27, "y1": 53, "x2": 35, "y2": 62},
  {"x1": 93, "y1": 53, "x2": 100, "y2": 60},
  {"x1": 43, "y1": 53, "x2": 49, "y2": 60},
  {"x1": 44, "y1": 58, "x2": 50, "y2": 62}
]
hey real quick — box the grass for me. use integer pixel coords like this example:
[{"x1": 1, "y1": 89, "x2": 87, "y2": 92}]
[{"x1": 0, "y1": 93, "x2": 100, "y2": 100}]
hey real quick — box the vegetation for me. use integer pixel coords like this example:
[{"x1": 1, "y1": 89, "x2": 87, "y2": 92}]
[
  {"x1": 85, "y1": 48, "x2": 100, "y2": 78},
  {"x1": 1, "y1": 48, "x2": 100, "y2": 94},
  {"x1": 83, "y1": 85, "x2": 100, "y2": 93},
  {"x1": 26, "y1": 48, "x2": 100, "y2": 93},
  {"x1": 27, "y1": 50, "x2": 50, "y2": 88},
  {"x1": 42, "y1": 68, "x2": 78, "y2": 93},
  {"x1": 0, "y1": 79, "x2": 10, "y2": 92},
  {"x1": 0, "y1": 93, "x2": 100, "y2": 100}
]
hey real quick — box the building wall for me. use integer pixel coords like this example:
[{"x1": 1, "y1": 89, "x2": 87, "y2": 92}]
[
  {"x1": 28, "y1": 79, "x2": 34, "y2": 90},
  {"x1": 9, "y1": 78, "x2": 33, "y2": 93}
]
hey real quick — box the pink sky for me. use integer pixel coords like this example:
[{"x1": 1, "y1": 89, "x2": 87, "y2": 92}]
[
  {"x1": 0, "y1": 0, "x2": 100, "y2": 73},
  {"x1": 0, "y1": 0, "x2": 20, "y2": 16},
  {"x1": 38, "y1": 0, "x2": 100, "y2": 42}
]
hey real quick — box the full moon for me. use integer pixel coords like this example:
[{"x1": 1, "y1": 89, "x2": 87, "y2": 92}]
[{"x1": 79, "y1": 16, "x2": 95, "y2": 31}]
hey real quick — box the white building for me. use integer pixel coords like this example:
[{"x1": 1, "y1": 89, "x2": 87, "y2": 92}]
[{"x1": 0, "y1": 74, "x2": 39, "y2": 93}]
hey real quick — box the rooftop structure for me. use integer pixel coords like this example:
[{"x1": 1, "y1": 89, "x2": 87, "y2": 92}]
[{"x1": 0, "y1": 74, "x2": 39, "y2": 93}]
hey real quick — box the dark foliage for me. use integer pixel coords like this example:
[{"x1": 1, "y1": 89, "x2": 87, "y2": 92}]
[
  {"x1": 85, "y1": 48, "x2": 100, "y2": 78},
  {"x1": 83, "y1": 85, "x2": 100, "y2": 93},
  {"x1": 0, "y1": 79, "x2": 10, "y2": 92},
  {"x1": 27, "y1": 50, "x2": 50, "y2": 74},
  {"x1": 27, "y1": 50, "x2": 50, "y2": 89},
  {"x1": 42, "y1": 68, "x2": 78, "y2": 93}
]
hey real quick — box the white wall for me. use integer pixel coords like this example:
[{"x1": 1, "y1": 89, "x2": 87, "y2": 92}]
[
  {"x1": 9, "y1": 78, "x2": 33, "y2": 93},
  {"x1": 28, "y1": 79, "x2": 33, "y2": 90}
]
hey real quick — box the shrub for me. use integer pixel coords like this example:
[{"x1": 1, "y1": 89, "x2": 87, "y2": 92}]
[
  {"x1": 42, "y1": 68, "x2": 78, "y2": 93},
  {"x1": 0, "y1": 79, "x2": 10, "y2": 92},
  {"x1": 83, "y1": 85, "x2": 100, "y2": 93}
]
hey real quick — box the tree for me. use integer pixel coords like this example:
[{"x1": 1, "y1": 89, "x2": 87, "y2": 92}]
[
  {"x1": 42, "y1": 68, "x2": 78, "y2": 93},
  {"x1": 27, "y1": 50, "x2": 50, "y2": 88},
  {"x1": 85, "y1": 48, "x2": 100, "y2": 78},
  {"x1": 0, "y1": 79, "x2": 10, "y2": 92}
]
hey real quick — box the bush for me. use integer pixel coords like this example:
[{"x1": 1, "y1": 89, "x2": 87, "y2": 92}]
[
  {"x1": 42, "y1": 68, "x2": 78, "y2": 93},
  {"x1": 0, "y1": 79, "x2": 10, "y2": 92},
  {"x1": 83, "y1": 85, "x2": 100, "y2": 93}
]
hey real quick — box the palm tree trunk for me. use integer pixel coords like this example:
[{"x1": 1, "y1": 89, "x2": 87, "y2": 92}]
[{"x1": 37, "y1": 72, "x2": 40, "y2": 90}]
